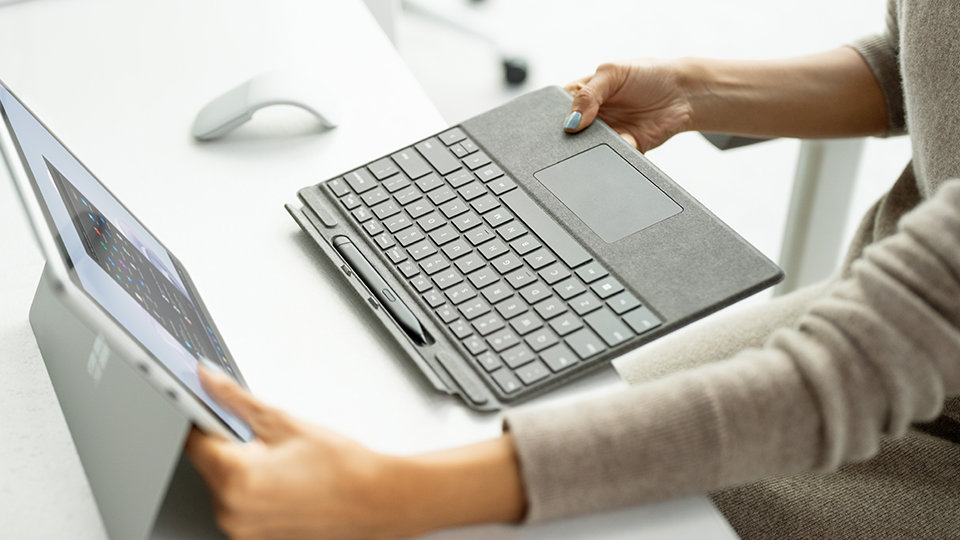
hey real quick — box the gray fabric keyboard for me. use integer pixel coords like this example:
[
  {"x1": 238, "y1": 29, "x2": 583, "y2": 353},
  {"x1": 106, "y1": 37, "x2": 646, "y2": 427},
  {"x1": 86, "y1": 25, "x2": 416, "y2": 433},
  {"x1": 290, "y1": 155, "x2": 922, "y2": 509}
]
[{"x1": 322, "y1": 127, "x2": 662, "y2": 398}]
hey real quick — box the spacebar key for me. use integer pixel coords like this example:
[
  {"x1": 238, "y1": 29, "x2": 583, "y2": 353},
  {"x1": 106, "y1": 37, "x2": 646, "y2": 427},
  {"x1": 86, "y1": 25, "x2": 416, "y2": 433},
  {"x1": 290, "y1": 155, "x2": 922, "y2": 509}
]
[{"x1": 501, "y1": 190, "x2": 591, "y2": 268}]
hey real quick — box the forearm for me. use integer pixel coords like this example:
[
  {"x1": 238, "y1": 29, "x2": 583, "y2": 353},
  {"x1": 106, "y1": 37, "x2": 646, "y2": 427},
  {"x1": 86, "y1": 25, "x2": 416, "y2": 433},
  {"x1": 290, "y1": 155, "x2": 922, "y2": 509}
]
[
  {"x1": 678, "y1": 47, "x2": 888, "y2": 138},
  {"x1": 380, "y1": 434, "x2": 526, "y2": 538}
]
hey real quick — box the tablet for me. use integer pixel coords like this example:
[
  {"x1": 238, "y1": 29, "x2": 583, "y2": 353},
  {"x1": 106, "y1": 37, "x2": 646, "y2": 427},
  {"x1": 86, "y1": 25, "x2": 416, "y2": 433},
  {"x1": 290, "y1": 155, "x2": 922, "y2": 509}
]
[{"x1": 0, "y1": 81, "x2": 253, "y2": 442}]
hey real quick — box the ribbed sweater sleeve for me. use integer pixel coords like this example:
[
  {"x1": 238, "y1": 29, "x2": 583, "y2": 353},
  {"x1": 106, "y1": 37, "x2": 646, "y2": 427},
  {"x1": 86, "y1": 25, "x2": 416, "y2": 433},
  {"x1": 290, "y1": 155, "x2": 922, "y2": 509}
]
[
  {"x1": 503, "y1": 178, "x2": 960, "y2": 523},
  {"x1": 849, "y1": 0, "x2": 906, "y2": 135}
]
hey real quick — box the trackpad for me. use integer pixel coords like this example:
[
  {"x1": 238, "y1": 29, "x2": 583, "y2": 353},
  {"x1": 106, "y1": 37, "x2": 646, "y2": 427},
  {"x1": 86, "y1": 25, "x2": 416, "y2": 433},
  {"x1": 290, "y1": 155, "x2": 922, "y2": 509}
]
[{"x1": 534, "y1": 145, "x2": 682, "y2": 243}]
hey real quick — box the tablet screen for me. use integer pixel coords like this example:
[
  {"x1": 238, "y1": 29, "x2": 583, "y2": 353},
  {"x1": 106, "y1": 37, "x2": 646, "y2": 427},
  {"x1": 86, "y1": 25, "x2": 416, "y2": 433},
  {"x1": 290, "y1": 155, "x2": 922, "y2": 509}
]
[{"x1": 0, "y1": 84, "x2": 253, "y2": 442}]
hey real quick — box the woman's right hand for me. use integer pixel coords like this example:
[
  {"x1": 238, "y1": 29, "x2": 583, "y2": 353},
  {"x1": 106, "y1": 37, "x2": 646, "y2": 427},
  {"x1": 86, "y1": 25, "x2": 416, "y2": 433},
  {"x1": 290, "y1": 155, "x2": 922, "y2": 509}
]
[{"x1": 563, "y1": 59, "x2": 696, "y2": 152}]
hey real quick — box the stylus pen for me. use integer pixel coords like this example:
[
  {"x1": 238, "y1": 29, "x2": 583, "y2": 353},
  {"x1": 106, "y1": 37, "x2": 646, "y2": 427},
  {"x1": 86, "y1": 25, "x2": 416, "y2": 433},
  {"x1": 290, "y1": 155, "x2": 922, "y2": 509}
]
[{"x1": 332, "y1": 236, "x2": 429, "y2": 345}]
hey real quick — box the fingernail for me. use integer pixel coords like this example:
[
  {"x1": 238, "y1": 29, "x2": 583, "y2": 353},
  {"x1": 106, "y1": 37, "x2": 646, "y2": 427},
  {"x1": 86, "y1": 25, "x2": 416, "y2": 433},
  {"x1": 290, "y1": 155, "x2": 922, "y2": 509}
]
[
  {"x1": 564, "y1": 111, "x2": 581, "y2": 131},
  {"x1": 198, "y1": 356, "x2": 225, "y2": 374}
]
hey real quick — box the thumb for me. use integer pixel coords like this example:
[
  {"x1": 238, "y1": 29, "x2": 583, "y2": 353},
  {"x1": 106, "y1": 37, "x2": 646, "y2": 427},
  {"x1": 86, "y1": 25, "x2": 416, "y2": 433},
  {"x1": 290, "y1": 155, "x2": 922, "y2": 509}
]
[
  {"x1": 198, "y1": 359, "x2": 288, "y2": 441},
  {"x1": 564, "y1": 65, "x2": 620, "y2": 133}
]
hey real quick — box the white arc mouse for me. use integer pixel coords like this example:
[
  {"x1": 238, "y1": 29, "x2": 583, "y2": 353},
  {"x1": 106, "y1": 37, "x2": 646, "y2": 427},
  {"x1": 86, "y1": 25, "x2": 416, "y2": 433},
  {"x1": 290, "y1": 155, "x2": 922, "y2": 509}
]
[{"x1": 191, "y1": 71, "x2": 340, "y2": 141}]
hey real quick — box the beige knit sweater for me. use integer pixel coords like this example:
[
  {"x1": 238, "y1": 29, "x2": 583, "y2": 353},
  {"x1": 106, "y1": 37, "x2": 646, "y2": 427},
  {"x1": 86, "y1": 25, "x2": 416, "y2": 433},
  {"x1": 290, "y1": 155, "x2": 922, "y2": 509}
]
[{"x1": 503, "y1": 0, "x2": 960, "y2": 528}]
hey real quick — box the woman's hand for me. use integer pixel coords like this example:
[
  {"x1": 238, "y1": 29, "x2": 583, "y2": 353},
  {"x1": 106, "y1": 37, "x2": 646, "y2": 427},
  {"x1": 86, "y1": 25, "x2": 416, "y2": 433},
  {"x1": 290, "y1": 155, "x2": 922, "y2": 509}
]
[
  {"x1": 186, "y1": 365, "x2": 396, "y2": 540},
  {"x1": 186, "y1": 364, "x2": 527, "y2": 539},
  {"x1": 563, "y1": 59, "x2": 695, "y2": 152}
]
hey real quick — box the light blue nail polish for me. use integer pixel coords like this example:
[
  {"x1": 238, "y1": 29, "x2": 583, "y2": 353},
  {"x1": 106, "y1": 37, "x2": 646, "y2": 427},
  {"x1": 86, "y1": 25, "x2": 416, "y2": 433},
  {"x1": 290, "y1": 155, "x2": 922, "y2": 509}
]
[
  {"x1": 564, "y1": 111, "x2": 581, "y2": 130},
  {"x1": 198, "y1": 356, "x2": 224, "y2": 373}
]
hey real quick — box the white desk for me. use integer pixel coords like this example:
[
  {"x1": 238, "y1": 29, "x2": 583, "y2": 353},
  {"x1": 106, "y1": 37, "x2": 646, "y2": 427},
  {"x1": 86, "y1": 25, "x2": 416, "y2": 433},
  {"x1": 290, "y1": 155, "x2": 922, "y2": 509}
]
[{"x1": 0, "y1": 1, "x2": 736, "y2": 538}]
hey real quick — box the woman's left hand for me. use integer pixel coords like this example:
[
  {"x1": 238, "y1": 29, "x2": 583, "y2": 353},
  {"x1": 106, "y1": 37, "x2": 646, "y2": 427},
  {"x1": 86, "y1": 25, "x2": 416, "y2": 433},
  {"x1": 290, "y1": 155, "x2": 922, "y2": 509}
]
[{"x1": 185, "y1": 365, "x2": 396, "y2": 540}]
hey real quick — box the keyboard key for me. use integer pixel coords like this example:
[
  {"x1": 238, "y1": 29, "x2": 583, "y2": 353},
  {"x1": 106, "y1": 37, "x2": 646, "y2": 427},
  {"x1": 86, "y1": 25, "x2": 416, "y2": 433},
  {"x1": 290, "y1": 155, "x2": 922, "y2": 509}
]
[
  {"x1": 445, "y1": 284, "x2": 476, "y2": 305},
  {"x1": 501, "y1": 344, "x2": 536, "y2": 369},
  {"x1": 570, "y1": 293, "x2": 602, "y2": 315},
  {"x1": 438, "y1": 199, "x2": 469, "y2": 219},
  {"x1": 622, "y1": 306, "x2": 662, "y2": 334},
  {"x1": 463, "y1": 336, "x2": 488, "y2": 355},
  {"x1": 473, "y1": 314, "x2": 505, "y2": 336},
  {"x1": 439, "y1": 127, "x2": 467, "y2": 146},
  {"x1": 419, "y1": 255, "x2": 449, "y2": 275},
  {"x1": 549, "y1": 312, "x2": 584, "y2": 336},
  {"x1": 368, "y1": 157, "x2": 399, "y2": 180},
  {"x1": 524, "y1": 248, "x2": 556, "y2": 270},
  {"x1": 445, "y1": 170, "x2": 474, "y2": 188},
  {"x1": 534, "y1": 296, "x2": 567, "y2": 319},
  {"x1": 495, "y1": 297, "x2": 527, "y2": 319},
  {"x1": 591, "y1": 276, "x2": 624, "y2": 299},
  {"x1": 463, "y1": 150, "x2": 491, "y2": 170},
  {"x1": 372, "y1": 200, "x2": 401, "y2": 220},
  {"x1": 405, "y1": 201, "x2": 432, "y2": 219},
  {"x1": 461, "y1": 139, "x2": 479, "y2": 153},
  {"x1": 477, "y1": 238, "x2": 508, "y2": 258},
  {"x1": 525, "y1": 328, "x2": 558, "y2": 352},
  {"x1": 360, "y1": 187, "x2": 389, "y2": 207},
  {"x1": 396, "y1": 227, "x2": 425, "y2": 247},
  {"x1": 458, "y1": 182, "x2": 486, "y2": 201},
  {"x1": 459, "y1": 299, "x2": 491, "y2": 320},
  {"x1": 344, "y1": 168, "x2": 377, "y2": 194},
  {"x1": 383, "y1": 212, "x2": 413, "y2": 233},
  {"x1": 510, "y1": 313, "x2": 543, "y2": 336},
  {"x1": 450, "y1": 143, "x2": 469, "y2": 158},
  {"x1": 416, "y1": 137, "x2": 461, "y2": 175},
  {"x1": 385, "y1": 247, "x2": 407, "y2": 264},
  {"x1": 516, "y1": 360, "x2": 550, "y2": 385},
  {"x1": 393, "y1": 185, "x2": 422, "y2": 206},
  {"x1": 519, "y1": 282, "x2": 551, "y2": 304},
  {"x1": 475, "y1": 164, "x2": 504, "y2": 183},
  {"x1": 501, "y1": 189, "x2": 591, "y2": 268},
  {"x1": 450, "y1": 319, "x2": 474, "y2": 339},
  {"x1": 471, "y1": 194, "x2": 500, "y2": 214},
  {"x1": 432, "y1": 270, "x2": 463, "y2": 290},
  {"x1": 398, "y1": 261, "x2": 419, "y2": 278},
  {"x1": 374, "y1": 233, "x2": 395, "y2": 250},
  {"x1": 539, "y1": 263, "x2": 571, "y2": 285},
  {"x1": 326, "y1": 177, "x2": 351, "y2": 196},
  {"x1": 392, "y1": 148, "x2": 431, "y2": 179},
  {"x1": 416, "y1": 212, "x2": 445, "y2": 232},
  {"x1": 585, "y1": 309, "x2": 634, "y2": 346},
  {"x1": 383, "y1": 173, "x2": 411, "y2": 193},
  {"x1": 452, "y1": 211, "x2": 482, "y2": 232},
  {"x1": 455, "y1": 252, "x2": 485, "y2": 274},
  {"x1": 422, "y1": 290, "x2": 444, "y2": 307},
  {"x1": 541, "y1": 344, "x2": 578, "y2": 372},
  {"x1": 492, "y1": 368, "x2": 522, "y2": 394},
  {"x1": 505, "y1": 268, "x2": 537, "y2": 289},
  {"x1": 415, "y1": 172, "x2": 444, "y2": 192},
  {"x1": 468, "y1": 227, "x2": 497, "y2": 248},
  {"x1": 481, "y1": 282, "x2": 513, "y2": 304},
  {"x1": 491, "y1": 254, "x2": 523, "y2": 274},
  {"x1": 408, "y1": 240, "x2": 437, "y2": 261},
  {"x1": 441, "y1": 239, "x2": 472, "y2": 260},
  {"x1": 488, "y1": 176, "x2": 517, "y2": 195},
  {"x1": 498, "y1": 222, "x2": 526, "y2": 242},
  {"x1": 510, "y1": 235, "x2": 541, "y2": 255},
  {"x1": 608, "y1": 291, "x2": 641, "y2": 314},
  {"x1": 575, "y1": 261, "x2": 607, "y2": 283},
  {"x1": 554, "y1": 278, "x2": 586, "y2": 300},
  {"x1": 486, "y1": 327, "x2": 520, "y2": 352},
  {"x1": 428, "y1": 224, "x2": 458, "y2": 245},
  {"x1": 483, "y1": 209, "x2": 514, "y2": 228},
  {"x1": 436, "y1": 305, "x2": 458, "y2": 323},
  {"x1": 565, "y1": 328, "x2": 607, "y2": 359},
  {"x1": 467, "y1": 267, "x2": 498, "y2": 289},
  {"x1": 351, "y1": 207, "x2": 373, "y2": 223},
  {"x1": 363, "y1": 220, "x2": 383, "y2": 236},
  {"x1": 340, "y1": 193, "x2": 361, "y2": 210},
  {"x1": 428, "y1": 186, "x2": 456, "y2": 205},
  {"x1": 411, "y1": 275, "x2": 432, "y2": 293},
  {"x1": 475, "y1": 351, "x2": 502, "y2": 372}
]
